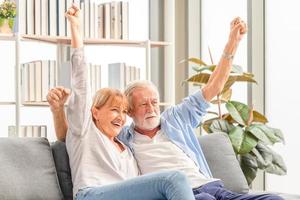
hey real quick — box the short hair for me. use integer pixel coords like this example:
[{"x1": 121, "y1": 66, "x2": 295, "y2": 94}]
[
  {"x1": 92, "y1": 88, "x2": 128, "y2": 110},
  {"x1": 124, "y1": 80, "x2": 159, "y2": 111}
]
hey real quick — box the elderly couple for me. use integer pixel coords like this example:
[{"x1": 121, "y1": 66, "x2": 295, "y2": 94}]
[{"x1": 47, "y1": 4, "x2": 282, "y2": 200}]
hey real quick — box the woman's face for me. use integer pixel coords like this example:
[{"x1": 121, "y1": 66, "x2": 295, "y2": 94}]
[{"x1": 92, "y1": 99, "x2": 127, "y2": 139}]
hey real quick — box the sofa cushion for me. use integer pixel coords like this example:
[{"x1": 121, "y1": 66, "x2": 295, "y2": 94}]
[
  {"x1": 0, "y1": 137, "x2": 63, "y2": 200},
  {"x1": 198, "y1": 132, "x2": 249, "y2": 193},
  {"x1": 51, "y1": 141, "x2": 73, "y2": 200}
]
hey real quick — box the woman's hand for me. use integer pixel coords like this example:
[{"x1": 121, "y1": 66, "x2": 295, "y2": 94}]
[{"x1": 65, "y1": 4, "x2": 80, "y2": 31}]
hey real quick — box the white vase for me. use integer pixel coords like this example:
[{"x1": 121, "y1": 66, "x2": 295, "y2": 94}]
[{"x1": 0, "y1": 18, "x2": 14, "y2": 34}]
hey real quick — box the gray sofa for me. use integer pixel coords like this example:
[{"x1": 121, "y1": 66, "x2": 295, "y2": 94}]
[{"x1": 1, "y1": 133, "x2": 299, "y2": 200}]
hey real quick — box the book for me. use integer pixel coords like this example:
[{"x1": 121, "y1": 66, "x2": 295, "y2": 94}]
[
  {"x1": 41, "y1": 60, "x2": 49, "y2": 102},
  {"x1": 26, "y1": 0, "x2": 35, "y2": 35},
  {"x1": 21, "y1": 63, "x2": 30, "y2": 102},
  {"x1": 110, "y1": 1, "x2": 119, "y2": 39},
  {"x1": 121, "y1": 1, "x2": 129, "y2": 39},
  {"x1": 34, "y1": 0, "x2": 41, "y2": 35},
  {"x1": 28, "y1": 62, "x2": 36, "y2": 102},
  {"x1": 48, "y1": 0, "x2": 57, "y2": 36},
  {"x1": 41, "y1": 0, "x2": 49, "y2": 36},
  {"x1": 34, "y1": 61, "x2": 42, "y2": 102},
  {"x1": 103, "y1": 2, "x2": 110, "y2": 39},
  {"x1": 97, "y1": 4, "x2": 104, "y2": 38},
  {"x1": 108, "y1": 63, "x2": 125, "y2": 91},
  {"x1": 16, "y1": 0, "x2": 27, "y2": 34}
]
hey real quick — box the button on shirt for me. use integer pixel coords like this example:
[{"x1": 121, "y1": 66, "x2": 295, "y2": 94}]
[{"x1": 133, "y1": 130, "x2": 217, "y2": 188}]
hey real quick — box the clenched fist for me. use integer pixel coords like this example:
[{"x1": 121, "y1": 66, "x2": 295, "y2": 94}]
[{"x1": 47, "y1": 87, "x2": 70, "y2": 112}]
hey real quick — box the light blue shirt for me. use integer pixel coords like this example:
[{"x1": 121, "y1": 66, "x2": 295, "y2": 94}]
[{"x1": 118, "y1": 90, "x2": 213, "y2": 178}]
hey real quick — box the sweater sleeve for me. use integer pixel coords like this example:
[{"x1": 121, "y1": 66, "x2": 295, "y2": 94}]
[{"x1": 67, "y1": 47, "x2": 92, "y2": 137}]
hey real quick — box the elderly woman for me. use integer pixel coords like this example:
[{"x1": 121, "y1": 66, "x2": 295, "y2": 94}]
[{"x1": 54, "y1": 4, "x2": 195, "y2": 200}]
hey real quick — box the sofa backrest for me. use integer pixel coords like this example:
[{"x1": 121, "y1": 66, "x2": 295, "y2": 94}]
[
  {"x1": 0, "y1": 137, "x2": 64, "y2": 200},
  {"x1": 51, "y1": 132, "x2": 250, "y2": 198},
  {"x1": 198, "y1": 132, "x2": 249, "y2": 193},
  {"x1": 51, "y1": 141, "x2": 73, "y2": 200}
]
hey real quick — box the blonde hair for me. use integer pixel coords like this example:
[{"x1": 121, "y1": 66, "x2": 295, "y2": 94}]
[{"x1": 92, "y1": 88, "x2": 128, "y2": 110}]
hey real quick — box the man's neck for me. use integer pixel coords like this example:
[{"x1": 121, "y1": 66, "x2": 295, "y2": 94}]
[{"x1": 134, "y1": 126, "x2": 160, "y2": 138}]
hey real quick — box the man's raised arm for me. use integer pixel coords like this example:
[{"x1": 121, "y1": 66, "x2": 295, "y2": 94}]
[{"x1": 202, "y1": 17, "x2": 247, "y2": 102}]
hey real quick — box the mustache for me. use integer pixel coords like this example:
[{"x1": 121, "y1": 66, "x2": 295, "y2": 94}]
[{"x1": 145, "y1": 113, "x2": 157, "y2": 118}]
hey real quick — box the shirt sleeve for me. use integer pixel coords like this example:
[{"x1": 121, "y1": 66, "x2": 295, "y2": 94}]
[
  {"x1": 67, "y1": 47, "x2": 92, "y2": 137},
  {"x1": 163, "y1": 90, "x2": 210, "y2": 128}
]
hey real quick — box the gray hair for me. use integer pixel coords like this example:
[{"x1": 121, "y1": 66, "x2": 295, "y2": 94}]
[{"x1": 124, "y1": 80, "x2": 159, "y2": 111}]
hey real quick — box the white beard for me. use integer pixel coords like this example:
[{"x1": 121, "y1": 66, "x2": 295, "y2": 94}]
[{"x1": 142, "y1": 116, "x2": 160, "y2": 130}]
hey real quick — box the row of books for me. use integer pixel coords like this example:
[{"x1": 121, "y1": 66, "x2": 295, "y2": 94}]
[
  {"x1": 8, "y1": 125, "x2": 47, "y2": 138},
  {"x1": 17, "y1": 0, "x2": 129, "y2": 39},
  {"x1": 108, "y1": 63, "x2": 140, "y2": 91},
  {"x1": 21, "y1": 60, "x2": 56, "y2": 103}
]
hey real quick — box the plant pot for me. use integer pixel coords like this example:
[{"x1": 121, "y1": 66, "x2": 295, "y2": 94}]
[{"x1": 0, "y1": 18, "x2": 14, "y2": 34}]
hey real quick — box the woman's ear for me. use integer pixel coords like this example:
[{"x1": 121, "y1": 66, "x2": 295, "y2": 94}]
[{"x1": 91, "y1": 107, "x2": 99, "y2": 121}]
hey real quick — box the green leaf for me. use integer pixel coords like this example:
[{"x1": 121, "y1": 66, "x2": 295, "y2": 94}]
[
  {"x1": 254, "y1": 143, "x2": 287, "y2": 175},
  {"x1": 209, "y1": 119, "x2": 234, "y2": 133},
  {"x1": 222, "y1": 113, "x2": 236, "y2": 124},
  {"x1": 235, "y1": 74, "x2": 257, "y2": 84},
  {"x1": 229, "y1": 127, "x2": 258, "y2": 154},
  {"x1": 188, "y1": 58, "x2": 208, "y2": 66},
  {"x1": 192, "y1": 65, "x2": 216, "y2": 73},
  {"x1": 251, "y1": 143, "x2": 272, "y2": 168},
  {"x1": 225, "y1": 101, "x2": 250, "y2": 126},
  {"x1": 252, "y1": 110, "x2": 268, "y2": 124},
  {"x1": 202, "y1": 117, "x2": 219, "y2": 133},
  {"x1": 231, "y1": 64, "x2": 244, "y2": 74},
  {"x1": 258, "y1": 125, "x2": 282, "y2": 144},
  {"x1": 240, "y1": 153, "x2": 258, "y2": 185},
  {"x1": 243, "y1": 72, "x2": 255, "y2": 78},
  {"x1": 221, "y1": 76, "x2": 238, "y2": 94},
  {"x1": 271, "y1": 127, "x2": 285, "y2": 144},
  {"x1": 185, "y1": 73, "x2": 210, "y2": 84},
  {"x1": 265, "y1": 149, "x2": 287, "y2": 175},
  {"x1": 247, "y1": 124, "x2": 273, "y2": 145},
  {"x1": 220, "y1": 88, "x2": 232, "y2": 101}
]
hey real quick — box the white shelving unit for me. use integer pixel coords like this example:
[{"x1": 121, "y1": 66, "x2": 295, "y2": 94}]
[{"x1": 0, "y1": 0, "x2": 174, "y2": 141}]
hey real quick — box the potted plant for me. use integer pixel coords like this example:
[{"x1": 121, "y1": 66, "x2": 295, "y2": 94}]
[
  {"x1": 183, "y1": 57, "x2": 287, "y2": 185},
  {"x1": 0, "y1": 0, "x2": 16, "y2": 33}
]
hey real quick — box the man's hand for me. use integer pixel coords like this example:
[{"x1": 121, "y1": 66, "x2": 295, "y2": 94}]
[
  {"x1": 202, "y1": 17, "x2": 247, "y2": 102},
  {"x1": 228, "y1": 17, "x2": 247, "y2": 45},
  {"x1": 47, "y1": 87, "x2": 70, "y2": 113}
]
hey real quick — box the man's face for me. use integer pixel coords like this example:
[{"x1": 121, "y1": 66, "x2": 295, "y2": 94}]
[{"x1": 129, "y1": 87, "x2": 161, "y2": 131}]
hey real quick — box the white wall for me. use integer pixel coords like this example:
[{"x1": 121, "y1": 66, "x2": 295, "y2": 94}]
[
  {"x1": 201, "y1": 0, "x2": 247, "y2": 119},
  {"x1": 265, "y1": 0, "x2": 300, "y2": 194}
]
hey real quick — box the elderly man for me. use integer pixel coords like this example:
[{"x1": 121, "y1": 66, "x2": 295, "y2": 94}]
[{"x1": 47, "y1": 17, "x2": 282, "y2": 200}]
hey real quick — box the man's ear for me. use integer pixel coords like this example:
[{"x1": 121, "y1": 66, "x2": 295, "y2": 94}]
[
  {"x1": 127, "y1": 109, "x2": 133, "y2": 118},
  {"x1": 91, "y1": 107, "x2": 98, "y2": 120}
]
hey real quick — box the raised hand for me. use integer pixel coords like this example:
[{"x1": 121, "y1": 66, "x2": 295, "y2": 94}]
[
  {"x1": 228, "y1": 17, "x2": 247, "y2": 43},
  {"x1": 65, "y1": 4, "x2": 80, "y2": 29},
  {"x1": 47, "y1": 87, "x2": 71, "y2": 112}
]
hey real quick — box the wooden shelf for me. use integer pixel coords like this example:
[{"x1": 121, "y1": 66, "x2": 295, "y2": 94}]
[
  {"x1": 22, "y1": 102, "x2": 49, "y2": 107},
  {"x1": 21, "y1": 35, "x2": 170, "y2": 48},
  {"x1": 0, "y1": 33, "x2": 17, "y2": 41},
  {"x1": 0, "y1": 101, "x2": 16, "y2": 105}
]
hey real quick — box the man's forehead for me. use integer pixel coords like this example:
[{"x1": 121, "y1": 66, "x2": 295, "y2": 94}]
[{"x1": 132, "y1": 87, "x2": 159, "y2": 99}]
